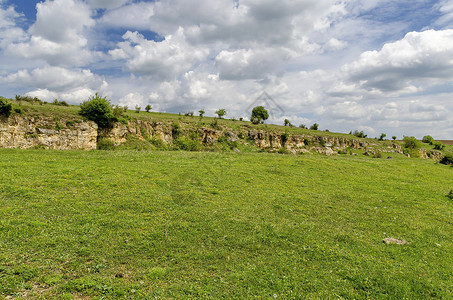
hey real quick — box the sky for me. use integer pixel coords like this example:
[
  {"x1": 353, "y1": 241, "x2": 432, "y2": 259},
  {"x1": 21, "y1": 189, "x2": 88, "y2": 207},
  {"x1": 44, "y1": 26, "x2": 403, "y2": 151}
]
[{"x1": 1, "y1": 0, "x2": 453, "y2": 139}]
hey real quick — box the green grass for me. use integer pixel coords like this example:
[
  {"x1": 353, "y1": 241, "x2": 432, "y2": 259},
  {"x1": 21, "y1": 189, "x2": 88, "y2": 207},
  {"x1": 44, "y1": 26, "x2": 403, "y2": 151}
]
[{"x1": 1, "y1": 149, "x2": 452, "y2": 299}]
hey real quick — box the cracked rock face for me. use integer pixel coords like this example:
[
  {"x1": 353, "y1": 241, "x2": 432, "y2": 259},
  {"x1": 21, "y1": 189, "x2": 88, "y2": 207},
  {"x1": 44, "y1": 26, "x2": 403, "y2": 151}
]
[{"x1": 0, "y1": 116, "x2": 98, "y2": 150}]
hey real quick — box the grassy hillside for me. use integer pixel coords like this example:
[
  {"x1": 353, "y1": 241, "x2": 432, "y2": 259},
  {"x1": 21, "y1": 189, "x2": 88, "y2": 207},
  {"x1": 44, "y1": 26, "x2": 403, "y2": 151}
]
[{"x1": 1, "y1": 149, "x2": 452, "y2": 298}]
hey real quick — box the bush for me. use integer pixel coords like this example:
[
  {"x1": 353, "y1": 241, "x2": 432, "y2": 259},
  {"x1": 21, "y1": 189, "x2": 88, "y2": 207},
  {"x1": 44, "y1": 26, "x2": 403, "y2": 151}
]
[
  {"x1": 433, "y1": 141, "x2": 445, "y2": 151},
  {"x1": 171, "y1": 122, "x2": 181, "y2": 139},
  {"x1": 215, "y1": 108, "x2": 226, "y2": 119},
  {"x1": 175, "y1": 137, "x2": 202, "y2": 151},
  {"x1": 79, "y1": 93, "x2": 114, "y2": 128},
  {"x1": 97, "y1": 139, "x2": 116, "y2": 150},
  {"x1": 440, "y1": 153, "x2": 453, "y2": 166},
  {"x1": 448, "y1": 190, "x2": 453, "y2": 200},
  {"x1": 281, "y1": 131, "x2": 290, "y2": 146},
  {"x1": 352, "y1": 130, "x2": 367, "y2": 138},
  {"x1": 422, "y1": 135, "x2": 434, "y2": 144},
  {"x1": 14, "y1": 107, "x2": 24, "y2": 115},
  {"x1": 403, "y1": 136, "x2": 419, "y2": 149},
  {"x1": 0, "y1": 98, "x2": 13, "y2": 117},
  {"x1": 310, "y1": 123, "x2": 319, "y2": 130}
]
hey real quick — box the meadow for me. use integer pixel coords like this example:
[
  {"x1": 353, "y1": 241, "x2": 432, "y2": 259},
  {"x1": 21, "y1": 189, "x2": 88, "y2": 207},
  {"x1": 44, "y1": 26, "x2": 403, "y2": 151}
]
[{"x1": 0, "y1": 149, "x2": 452, "y2": 299}]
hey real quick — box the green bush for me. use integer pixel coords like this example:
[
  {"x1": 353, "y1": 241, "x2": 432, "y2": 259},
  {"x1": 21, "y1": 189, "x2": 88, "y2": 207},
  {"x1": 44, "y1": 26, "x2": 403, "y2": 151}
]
[
  {"x1": 433, "y1": 141, "x2": 445, "y2": 151},
  {"x1": 0, "y1": 98, "x2": 13, "y2": 117},
  {"x1": 422, "y1": 135, "x2": 434, "y2": 144},
  {"x1": 281, "y1": 132, "x2": 290, "y2": 146},
  {"x1": 14, "y1": 106, "x2": 24, "y2": 115},
  {"x1": 447, "y1": 190, "x2": 453, "y2": 200},
  {"x1": 171, "y1": 122, "x2": 181, "y2": 139},
  {"x1": 97, "y1": 139, "x2": 116, "y2": 150},
  {"x1": 403, "y1": 136, "x2": 419, "y2": 149},
  {"x1": 79, "y1": 93, "x2": 114, "y2": 128},
  {"x1": 440, "y1": 153, "x2": 453, "y2": 166},
  {"x1": 175, "y1": 137, "x2": 202, "y2": 151}
]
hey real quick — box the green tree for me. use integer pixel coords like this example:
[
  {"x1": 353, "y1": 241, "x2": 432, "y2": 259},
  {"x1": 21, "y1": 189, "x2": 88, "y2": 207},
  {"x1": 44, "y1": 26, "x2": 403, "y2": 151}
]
[
  {"x1": 250, "y1": 106, "x2": 269, "y2": 124},
  {"x1": 422, "y1": 135, "x2": 434, "y2": 144},
  {"x1": 392, "y1": 136, "x2": 397, "y2": 141},
  {"x1": 215, "y1": 108, "x2": 226, "y2": 119},
  {"x1": 378, "y1": 133, "x2": 386, "y2": 141},
  {"x1": 198, "y1": 110, "x2": 205, "y2": 117},
  {"x1": 145, "y1": 104, "x2": 152, "y2": 112},
  {"x1": 0, "y1": 97, "x2": 13, "y2": 117},
  {"x1": 135, "y1": 105, "x2": 141, "y2": 113},
  {"x1": 79, "y1": 93, "x2": 114, "y2": 128}
]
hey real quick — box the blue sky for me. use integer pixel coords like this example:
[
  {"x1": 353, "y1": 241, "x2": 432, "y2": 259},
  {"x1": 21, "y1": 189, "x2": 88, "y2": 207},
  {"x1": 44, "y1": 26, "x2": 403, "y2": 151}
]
[{"x1": 1, "y1": 0, "x2": 453, "y2": 139}]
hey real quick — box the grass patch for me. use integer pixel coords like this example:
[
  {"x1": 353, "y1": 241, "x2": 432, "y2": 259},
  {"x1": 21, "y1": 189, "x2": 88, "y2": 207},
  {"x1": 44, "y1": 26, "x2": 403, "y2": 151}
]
[{"x1": 0, "y1": 149, "x2": 452, "y2": 298}]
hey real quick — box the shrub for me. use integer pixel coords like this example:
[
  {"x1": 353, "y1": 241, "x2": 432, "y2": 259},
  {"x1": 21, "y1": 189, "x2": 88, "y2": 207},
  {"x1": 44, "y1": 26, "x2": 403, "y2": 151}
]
[
  {"x1": 352, "y1": 130, "x2": 367, "y2": 138},
  {"x1": 310, "y1": 123, "x2": 319, "y2": 130},
  {"x1": 422, "y1": 135, "x2": 434, "y2": 144},
  {"x1": 433, "y1": 141, "x2": 445, "y2": 151},
  {"x1": 440, "y1": 153, "x2": 453, "y2": 166},
  {"x1": 0, "y1": 98, "x2": 13, "y2": 117},
  {"x1": 145, "y1": 104, "x2": 152, "y2": 112},
  {"x1": 215, "y1": 108, "x2": 226, "y2": 119},
  {"x1": 378, "y1": 133, "x2": 386, "y2": 141},
  {"x1": 97, "y1": 139, "x2": 116, "y2": 150},
  {"x1": 299, "y1": 124, "x2": 307, "y2": 129},
  {"x1": 175, "y1": 137, "x2": 202, "y2": 151},
  {"x1": 14, "y1": 106, "x2": 24, "y2": 115},
  {"x1": 171, "y1": 122, "x2": 181, "y2": 139},
  {"x1": 52, "y1": 99, "x2": 69, "y2": 106},
  {"x1": 251, "y1": 106, "x2": 269, "y2": 124},
  {"x1": 392, "y1": 136, "x2": 397, "y2": 141},
  {"x1": 79, "y1": 93, "x2": 114, "y2": 128},
  {"x1": 281, "y1": 131, "x2": 290, "y2": 146},
  {"x1": 135, "y1": 105, "x2": 141, "y2": 113},
  {"x1": 447, "y1": 190, "x2": 453, "y2": 200},
  {"x1": 403, "y1": 136, "x2": 419, "y2": 149}
]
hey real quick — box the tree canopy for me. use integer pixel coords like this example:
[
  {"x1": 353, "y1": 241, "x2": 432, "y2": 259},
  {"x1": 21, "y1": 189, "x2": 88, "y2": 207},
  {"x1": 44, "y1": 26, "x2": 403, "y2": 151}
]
[{"x1": 251, "y1": 106, "x2": 269, "y2": 124}]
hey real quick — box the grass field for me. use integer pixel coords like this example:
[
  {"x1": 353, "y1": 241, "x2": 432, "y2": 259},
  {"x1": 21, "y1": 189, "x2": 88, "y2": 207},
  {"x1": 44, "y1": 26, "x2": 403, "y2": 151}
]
[{"x1": 0, "y1": 149, "x2": 452, "y2": 299}]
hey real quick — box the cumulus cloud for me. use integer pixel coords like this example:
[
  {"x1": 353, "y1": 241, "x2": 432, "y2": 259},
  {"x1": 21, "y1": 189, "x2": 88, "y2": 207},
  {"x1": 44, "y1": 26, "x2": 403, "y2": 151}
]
[
  {"x1": 4, "y1": 66, "x2": 107, "y2": 103},
  {"x1": 341, "y1": 29, "x2": 453, "y2": 95},
  {"x1": 0, "y1": 2, "x2": 27, "y2": 48},
  {"x1": 6, "y1": 0, "x2": 97, "y2": 66},
  {"x1": 109, "y1": 29, "x2": 209, "y2": 80},
  {"x1": 86, "y1": 0, "x2": 130, "y2": 10}
]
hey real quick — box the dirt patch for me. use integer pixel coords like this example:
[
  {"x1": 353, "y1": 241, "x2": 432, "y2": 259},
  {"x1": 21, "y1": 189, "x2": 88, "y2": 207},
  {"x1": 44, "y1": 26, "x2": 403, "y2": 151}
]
[{"x1": 383, "y1": 237, "x2": 410, "y2": 245}]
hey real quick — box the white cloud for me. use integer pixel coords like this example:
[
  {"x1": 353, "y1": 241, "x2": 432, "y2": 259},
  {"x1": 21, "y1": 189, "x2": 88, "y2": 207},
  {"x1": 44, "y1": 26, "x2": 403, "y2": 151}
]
[
  {"x1": 0, "y1": 2, "x2": 27, "y2": 48},
  {"x1": 98, "y1": 1, "x2": 154, "y2": 30},
  {"x1": 109, "y1": 29, "x2": 209, "y2": 81},
  {"x1": 6, "y1": 0, "x2": 97, "y2": 67},
  {"x1": 4, "y1": 66, "x2": 107, "y2": 103},
  {"x1": 342, "y1": 29, "x2": 453, "y2": 95},
  {"x1": 86, "y1": 0, "x2": 130, "y2": 10}
]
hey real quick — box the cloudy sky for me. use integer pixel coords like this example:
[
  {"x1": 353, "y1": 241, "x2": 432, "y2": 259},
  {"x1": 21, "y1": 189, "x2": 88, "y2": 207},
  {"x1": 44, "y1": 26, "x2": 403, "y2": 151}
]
[{"x1": 1, "y1": 0, "x2": 452, "y2": 139}]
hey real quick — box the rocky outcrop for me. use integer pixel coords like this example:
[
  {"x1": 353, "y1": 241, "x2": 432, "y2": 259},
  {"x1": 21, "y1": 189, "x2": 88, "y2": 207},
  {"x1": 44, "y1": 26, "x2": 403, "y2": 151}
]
[
  {"x1": 0, "y1": 115, "x2": 404, "y2": 156},
  {"x1": 0, "y1": 115, "x2": 97, "y2": 150}
]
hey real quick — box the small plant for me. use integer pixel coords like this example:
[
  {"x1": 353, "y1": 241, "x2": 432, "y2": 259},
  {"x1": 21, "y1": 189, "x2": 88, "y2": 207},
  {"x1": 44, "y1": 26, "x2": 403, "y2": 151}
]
[
  {"x1": 14, "y1": 106, "x2": 24, "y2": 115},
  {"x1": 440, "y1": 153, "x2": 453, "y2": 166},
  {"x1": 422, "y1": 135, "x2": 434, "y2": 144},
  {"x1": 215, "y1": 108, "x2": 226, "y2": 119},
  {"x1": 284, "y1": 119, "x2": 292, "y2": 127},
  {"x1": 373, "y1": 152, "x2": 382, "y2": 158},
  {"x1": 97, "y1": 139, "x2": 116, "y2": 150},
  {"x1": 145, "y1": 104, "x2": 152, "y2": 112},
  {"x1": 281, "y1": 131, "x2": 290, "y2": 146},
  {"x1": 52, "y1": 99, "x2": 69, "y2": 106},
  {"x1": 310, "y1": 123, "x2": 319, "y2": 130},
  {"x1": 198, "y1": 110, "x2": 205, "y2": 117},
  {"x1": 55, "y1": 121, "x2": 63, "y2": 131},
  {"x1": 135, "y1": 105, "x2": 141, "y2": 113},
  {"x1": 0, "y1": 97, "x2": 13, "y2": 117},
  {"x1": 378, "y1": 133, "x2": 386, "y2": 141},
  {"x1": 447, "y1": 190, "x2": 453, "y2": 200},
  {"x1": 392, "y1": 136, "x2": 397, "y2": 141},
  {"x1": 299, "y1": 124, "x2": 307, "y2": 129},
  {"x1": 171, "y1": 122, "x2": 181, "y2": 139}
]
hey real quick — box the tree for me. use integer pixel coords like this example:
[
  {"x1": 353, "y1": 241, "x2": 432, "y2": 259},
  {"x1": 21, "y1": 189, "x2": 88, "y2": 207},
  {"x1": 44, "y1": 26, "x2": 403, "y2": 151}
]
[
  {"x1": 79, "y1": 93, "x2": 114, "y2": 128},
  {"x1": 199, "y1": 109, "x2": 205, "y2": 117},
  {"x1": 378, "y1": 133, "x2": 386, "y2": 141},
  {"x1": 422, "y1": 135, "x2": 434, "y2": 144},
  {"x1": 310, "y1": 123, "x2": 319, "y2": 130},
  {"x1": 392, "y1": 136, "x2": 397, "y2": 141},
  {"x1": 250, "y1": 106, "x2": 269, "y2": 124},
  {"x1": 135, "y1": 105, "x2": 141, "y2": 113},
  {"x1": 284, "y1": 119, "x2": 293, "y2": 127},
  {"x1": 145, "y1": 104, "x2": 152, "y2": 112},
  {"x1": 215, "y1": 108, "x2": 226, "y2": 119}
]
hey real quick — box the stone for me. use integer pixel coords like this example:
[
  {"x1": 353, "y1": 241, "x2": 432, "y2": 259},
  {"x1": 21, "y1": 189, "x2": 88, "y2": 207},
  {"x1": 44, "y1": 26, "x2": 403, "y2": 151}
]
[{"x1": 383, "y1": 238, "x2": 410, "y2": 245}]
